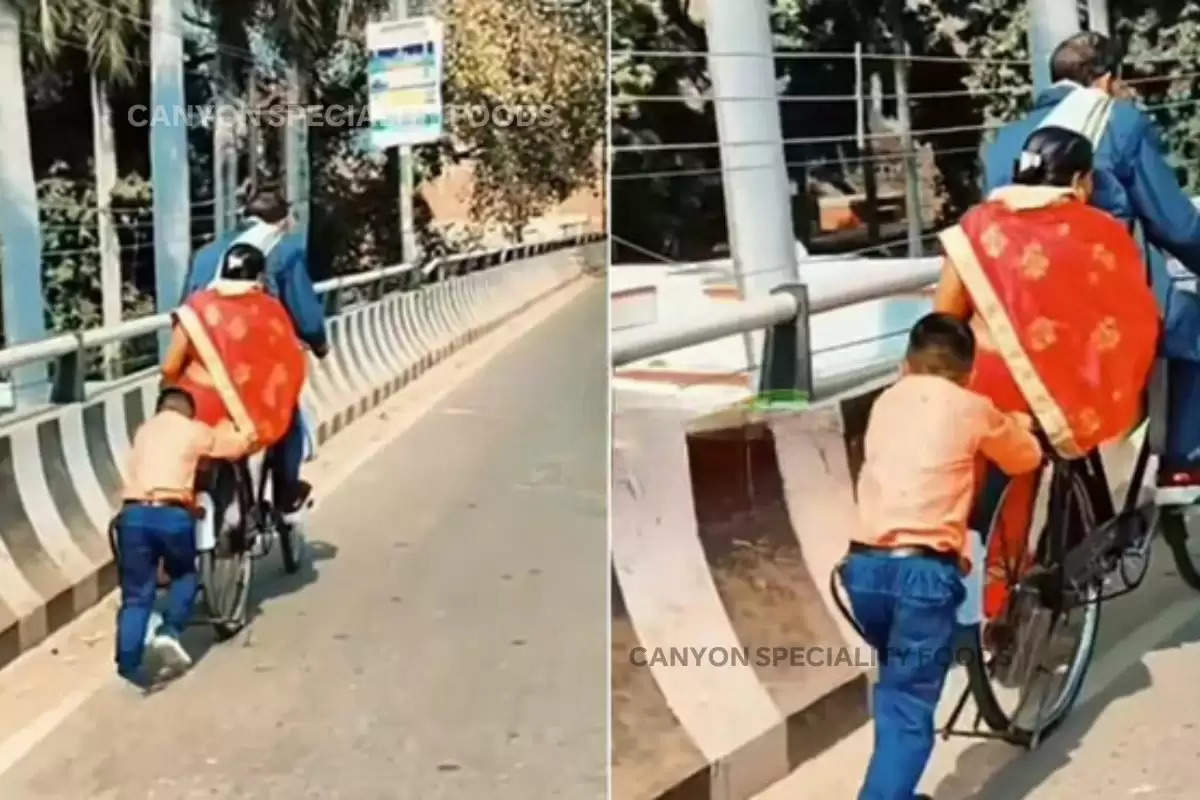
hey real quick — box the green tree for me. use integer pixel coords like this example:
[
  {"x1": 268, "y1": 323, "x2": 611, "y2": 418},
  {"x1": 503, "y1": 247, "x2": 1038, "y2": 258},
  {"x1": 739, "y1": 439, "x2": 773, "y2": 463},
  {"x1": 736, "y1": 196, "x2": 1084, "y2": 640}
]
[
  {"x1": 439, "y1": 0, "x2": 605, "y2": 240},
  {"x1": 1119, "y1": 0, "x2": 1200, "y2": 193}
]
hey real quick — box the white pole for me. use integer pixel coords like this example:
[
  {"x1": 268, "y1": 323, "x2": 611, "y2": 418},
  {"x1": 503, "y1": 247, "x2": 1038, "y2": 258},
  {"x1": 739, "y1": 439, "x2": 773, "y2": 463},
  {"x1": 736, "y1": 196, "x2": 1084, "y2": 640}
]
[
  {"x1": 213, "y1": 51, "x2": 237, "y2": 237},
  {"x1": 1087, "y1": 0, "x2": 1110, "y2": 35},
  {"x1": 392, "y1": 0, "x2": 418, "y2": 264},
  {"x1": 854, "y1": 42, "x2": 864, "y2": 150},
  {"x1": 91, "y1": 73, "x2": 122, "y2": 378},
  {"x1": 888, "y1": 3, "x2": 922, "y2": 257},
  {"x1": 704, "y1": 0, "x2": 800, "y2": 384},
  {"x1": 1029, "y1": 0, "x2": 1082, "y2": 96},
  {"x1": 0, "y1": 0, "x2": 48, "y2": 404},
  {"x1": 284, "y1": 65, "x2": 309, "y2": 228},
  {"x1": 150, "y1": 0, "x2": 190, "y2": 347}
]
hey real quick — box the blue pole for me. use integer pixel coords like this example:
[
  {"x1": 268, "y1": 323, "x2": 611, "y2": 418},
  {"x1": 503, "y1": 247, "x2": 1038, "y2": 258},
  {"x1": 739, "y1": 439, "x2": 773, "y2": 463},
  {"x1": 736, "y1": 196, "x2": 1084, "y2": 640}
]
[
  {"x1": 0, "y1": 1, "x2": 49, "y2": 406},
  {"x1": 150, "y1": 0, "x2": 191, "y2": 353}
]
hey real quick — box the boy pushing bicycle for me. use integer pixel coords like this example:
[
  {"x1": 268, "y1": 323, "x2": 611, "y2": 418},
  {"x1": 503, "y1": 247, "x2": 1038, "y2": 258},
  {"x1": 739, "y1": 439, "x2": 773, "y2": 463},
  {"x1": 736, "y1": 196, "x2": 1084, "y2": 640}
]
[{"x1": 839, "y1": 313, "x2": 1042, "y2": 799}]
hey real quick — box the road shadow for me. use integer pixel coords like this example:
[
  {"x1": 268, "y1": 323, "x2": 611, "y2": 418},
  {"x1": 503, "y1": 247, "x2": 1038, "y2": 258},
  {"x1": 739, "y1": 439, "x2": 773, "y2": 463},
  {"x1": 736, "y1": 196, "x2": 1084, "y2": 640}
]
[
  {"x1": 171, "y1": 537, "x2": 338, "y2": 669},
  {"x1": 928, "y1": 612, "x2": 1200, "y2": 798}
]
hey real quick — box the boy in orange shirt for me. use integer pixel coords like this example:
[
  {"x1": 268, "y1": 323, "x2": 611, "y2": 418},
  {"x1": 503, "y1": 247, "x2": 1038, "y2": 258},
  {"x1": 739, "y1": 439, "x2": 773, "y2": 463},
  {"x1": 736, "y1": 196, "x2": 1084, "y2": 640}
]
[
  {"x1": 842, "y1": 313, "x2": 1041, "y2": 799},
  {"x1": 116, "y1": 386, "x2": 254, "y2": 689}
]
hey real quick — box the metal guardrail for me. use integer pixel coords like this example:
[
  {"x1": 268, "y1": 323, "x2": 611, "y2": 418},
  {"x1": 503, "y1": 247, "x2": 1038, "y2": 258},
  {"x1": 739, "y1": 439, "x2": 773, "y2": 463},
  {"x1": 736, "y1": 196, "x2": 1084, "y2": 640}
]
[
  {"x1": 610, "y1": 256, "x2": 941, "y2": 400},
  {"x1": 0, "y1": 232, "x2": 603, "y2": 405}
]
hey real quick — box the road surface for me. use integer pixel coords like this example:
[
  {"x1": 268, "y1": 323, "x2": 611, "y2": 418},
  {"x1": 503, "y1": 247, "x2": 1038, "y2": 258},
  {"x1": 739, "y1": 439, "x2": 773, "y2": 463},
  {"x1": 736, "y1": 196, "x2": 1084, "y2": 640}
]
[
  {"x1": 757, "y1": 525, "x2": 1200, "y2": 799},
  {"x1": 0, "y1": 279, "x2": 607, "y2": 800}
]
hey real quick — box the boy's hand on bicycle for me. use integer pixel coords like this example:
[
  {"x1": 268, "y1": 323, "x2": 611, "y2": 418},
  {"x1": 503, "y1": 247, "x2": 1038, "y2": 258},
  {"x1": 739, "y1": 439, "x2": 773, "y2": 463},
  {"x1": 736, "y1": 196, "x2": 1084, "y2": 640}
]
[{"x1": 1010, "y1": 411, "x2": 1035, "y2": 432}]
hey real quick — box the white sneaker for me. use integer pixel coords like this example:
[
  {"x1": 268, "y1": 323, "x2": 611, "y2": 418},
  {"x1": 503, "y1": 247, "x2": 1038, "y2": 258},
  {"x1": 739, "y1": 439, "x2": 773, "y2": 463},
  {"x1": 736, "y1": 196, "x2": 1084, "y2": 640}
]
[
  {"x1": 143, "y1": 612, "x2": 164, "y2": 647},
  {"x1": 149, "y1": 634, "x2": 192, "y2": 683}
]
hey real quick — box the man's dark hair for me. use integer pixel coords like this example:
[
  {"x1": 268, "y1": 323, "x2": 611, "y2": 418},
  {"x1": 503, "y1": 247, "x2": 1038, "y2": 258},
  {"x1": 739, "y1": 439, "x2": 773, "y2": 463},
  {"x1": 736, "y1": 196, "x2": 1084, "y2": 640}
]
[
  {"x1": 906, "y1": 313, "x2": 975, "y2": 381},
  {"x1": 1050, "y1": 31, "x2": 1123, "y2": 85},
  {"x1": 244, "y1": 184, "x2": 288, "y2": 223},
  {"x1": 1013, "y1": 126, "x2": 1094, "y2": 187},
  {"x1": 157, "y1": 386, "x2": 196, "y2": 417}
]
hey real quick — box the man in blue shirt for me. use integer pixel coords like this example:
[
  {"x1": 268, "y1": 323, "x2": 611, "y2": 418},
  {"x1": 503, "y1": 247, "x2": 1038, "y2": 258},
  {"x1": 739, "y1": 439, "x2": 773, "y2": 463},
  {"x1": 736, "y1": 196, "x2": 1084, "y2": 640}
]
[
  {"x1": 183, "y1": 186, "x2": 329, "y2": 514},
  {"x1": 984, "y1": 31, "x2": 1200, "y2": 495},
  {"x1": 984, "y1": 32, "x2": 1200, "y2": 271}
]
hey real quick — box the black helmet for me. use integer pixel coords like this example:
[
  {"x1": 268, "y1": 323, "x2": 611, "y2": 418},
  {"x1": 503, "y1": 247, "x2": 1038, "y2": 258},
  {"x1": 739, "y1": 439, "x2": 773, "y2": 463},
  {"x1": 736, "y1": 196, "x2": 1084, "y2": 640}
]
[{"x1": 220, "y1": 243, "x2": 266, "y2": 282}]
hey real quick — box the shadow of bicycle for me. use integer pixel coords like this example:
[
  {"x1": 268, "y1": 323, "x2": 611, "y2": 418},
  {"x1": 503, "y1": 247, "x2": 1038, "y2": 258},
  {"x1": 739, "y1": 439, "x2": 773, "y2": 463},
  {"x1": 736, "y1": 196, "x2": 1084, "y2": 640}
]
[
  {"x1": 174, "y1": 538, "x2": 339, "y2": 670},
  {"x1": 927, "y1": 582, "x2": 1200, "y2": 798}
]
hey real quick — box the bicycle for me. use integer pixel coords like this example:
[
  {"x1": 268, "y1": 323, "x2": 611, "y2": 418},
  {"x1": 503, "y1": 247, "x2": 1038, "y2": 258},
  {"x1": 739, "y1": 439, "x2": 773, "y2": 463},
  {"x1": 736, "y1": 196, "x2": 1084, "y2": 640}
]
[
  {"x1": 109, "y1": 453, "x2": 310, "y2": 642},
  {"x1": 940, "y1": 422, "x2": 1200, "y2": 748},
  {"x1": 833, "y1": 422, "x2": 1200, "y2": 750},
  {"x1": 194, "y1": 454, "x2": 308, "y2": 639}
]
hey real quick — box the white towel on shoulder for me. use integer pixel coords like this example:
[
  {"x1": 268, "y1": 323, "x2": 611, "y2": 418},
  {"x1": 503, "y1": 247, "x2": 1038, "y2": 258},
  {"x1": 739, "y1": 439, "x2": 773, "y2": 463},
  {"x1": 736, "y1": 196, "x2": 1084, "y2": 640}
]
[{"x1": 1036, "y1": 85, "x2": 1114, "y2": 151}]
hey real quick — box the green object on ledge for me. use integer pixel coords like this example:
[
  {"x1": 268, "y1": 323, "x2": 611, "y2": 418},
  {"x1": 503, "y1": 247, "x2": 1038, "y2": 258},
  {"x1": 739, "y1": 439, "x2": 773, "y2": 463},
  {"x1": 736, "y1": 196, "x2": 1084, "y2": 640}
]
[{"x1": 749, "y1": 389, "x2": 809, "y2": 411}]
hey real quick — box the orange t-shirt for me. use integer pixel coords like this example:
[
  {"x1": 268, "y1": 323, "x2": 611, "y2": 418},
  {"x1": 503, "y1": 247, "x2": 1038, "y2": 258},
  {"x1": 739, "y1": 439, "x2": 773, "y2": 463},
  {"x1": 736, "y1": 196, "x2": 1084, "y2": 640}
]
[
  {"x1": 123, "y1": 411, "x2": 251, "y2": 504},
  {"x1": 854, "y1": 374, "x2": 1043, "y2": 571}
]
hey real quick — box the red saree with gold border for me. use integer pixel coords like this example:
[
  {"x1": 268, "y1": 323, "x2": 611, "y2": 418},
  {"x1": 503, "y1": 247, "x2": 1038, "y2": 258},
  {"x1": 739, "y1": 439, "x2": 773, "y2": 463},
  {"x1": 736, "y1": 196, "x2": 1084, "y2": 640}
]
[
  {"x1": 173, "y1": 283, "x2": 308, "y2": 450},
  {"x1": 940, "y1": 186, "x2": 1159, "y2": 617}
]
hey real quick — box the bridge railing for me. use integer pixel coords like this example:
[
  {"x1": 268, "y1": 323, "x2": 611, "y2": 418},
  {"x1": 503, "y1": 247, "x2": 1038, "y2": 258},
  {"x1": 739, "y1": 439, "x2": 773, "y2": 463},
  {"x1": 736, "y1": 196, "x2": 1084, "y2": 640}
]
[
  {"x1": 610, "y1": 255, "x2": 941, "y2": 400},
  {"x1": 0, "y1": 232, "x2": 603, "y2": 410}
]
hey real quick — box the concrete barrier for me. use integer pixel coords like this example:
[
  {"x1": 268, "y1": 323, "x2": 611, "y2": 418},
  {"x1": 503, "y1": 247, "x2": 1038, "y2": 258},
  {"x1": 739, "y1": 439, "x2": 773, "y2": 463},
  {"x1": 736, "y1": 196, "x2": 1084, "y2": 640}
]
[
  {"x1": 612, "y1": 388, "x2": 872, "y2": 800},
  {"x1": 0, "y1": 237, "x2": 603, "y2": 671},
  {"x1": 612, "y1": 372, "x2": 1148, "y2": 800}
]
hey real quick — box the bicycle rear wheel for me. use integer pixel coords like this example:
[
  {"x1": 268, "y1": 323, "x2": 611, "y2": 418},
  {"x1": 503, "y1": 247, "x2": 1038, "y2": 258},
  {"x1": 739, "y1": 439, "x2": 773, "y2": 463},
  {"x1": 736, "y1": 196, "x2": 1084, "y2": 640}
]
[
  {"x1": 962, "y1": 461, "x2": 1102, "y2": 745},
  {"x1": 199, "y1": 548, "x2": 251, "y2": 640},
  {"x1": 199, "y1": 461, "x2": 254, "y2": 640}
]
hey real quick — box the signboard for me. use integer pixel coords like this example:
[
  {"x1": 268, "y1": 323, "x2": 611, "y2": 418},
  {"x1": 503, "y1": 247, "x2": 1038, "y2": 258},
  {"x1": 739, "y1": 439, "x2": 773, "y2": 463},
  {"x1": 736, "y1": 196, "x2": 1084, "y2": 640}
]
[{"x1": 366, "y1": 16, "x2": 444, "y2": 149}]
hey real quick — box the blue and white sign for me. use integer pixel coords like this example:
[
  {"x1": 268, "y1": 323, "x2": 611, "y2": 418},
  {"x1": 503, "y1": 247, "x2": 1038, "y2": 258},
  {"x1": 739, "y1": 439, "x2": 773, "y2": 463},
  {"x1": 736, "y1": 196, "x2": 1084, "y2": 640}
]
[{"x1": 366, "y1": 17, "x2": 444, "y2": 149}]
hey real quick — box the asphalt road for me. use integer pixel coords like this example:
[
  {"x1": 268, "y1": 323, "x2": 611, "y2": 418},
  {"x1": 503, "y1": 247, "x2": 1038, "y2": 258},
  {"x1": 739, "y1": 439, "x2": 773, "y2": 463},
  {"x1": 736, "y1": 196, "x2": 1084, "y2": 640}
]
[{"x1": 0, "y1": 281, "x2": 608, "y2": 800}]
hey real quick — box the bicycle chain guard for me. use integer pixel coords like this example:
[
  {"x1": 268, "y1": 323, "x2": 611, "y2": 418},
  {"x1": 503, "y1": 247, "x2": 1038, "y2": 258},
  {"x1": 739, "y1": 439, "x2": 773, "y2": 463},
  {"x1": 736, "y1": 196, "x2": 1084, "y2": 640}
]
[{"x1": 1060, "y1": 505, "x2": 1154, "y2": 598}]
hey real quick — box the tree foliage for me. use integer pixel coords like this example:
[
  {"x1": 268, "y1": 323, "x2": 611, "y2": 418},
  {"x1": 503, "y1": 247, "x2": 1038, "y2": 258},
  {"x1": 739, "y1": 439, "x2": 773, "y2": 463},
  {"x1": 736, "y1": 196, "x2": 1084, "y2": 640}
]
[
  {"x1": 612, "y1": 0, "x2": 1200, "y2": 263},
  {"x1": 28, "y1": 166, "x2": 158, "y2": 369},
  {"x1": 439, "y1": 0, "x2": 605, "y2": 239},
  {"x1": 1119, "y1": 0, "x2": 1200, "y2": 193},
  {"x1": 5, "y1": 0, "x2": 603, "y2": 353}
]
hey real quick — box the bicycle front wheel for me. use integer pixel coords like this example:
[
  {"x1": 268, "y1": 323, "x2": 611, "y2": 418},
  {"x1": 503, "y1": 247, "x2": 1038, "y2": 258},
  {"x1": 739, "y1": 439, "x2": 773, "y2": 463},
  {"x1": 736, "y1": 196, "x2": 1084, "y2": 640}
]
[{"x1": 963, "y1": 463, "x2": 1103, "y2": 745}]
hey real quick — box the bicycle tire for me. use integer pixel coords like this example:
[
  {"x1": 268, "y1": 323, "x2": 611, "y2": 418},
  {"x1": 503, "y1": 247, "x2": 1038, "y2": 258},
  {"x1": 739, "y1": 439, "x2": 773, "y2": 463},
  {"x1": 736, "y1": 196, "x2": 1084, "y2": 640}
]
[
  {"x1": 963, "y1": 464, "x2": 1102, "y2": 744},
  {"x1": 199, "y1": 549, "x2": 251, "y2": 640},
  {"x1": 255, "y1": 456, "x2": 303, "y2": 575},
  {"x1": 1159, "y1": 507, "x2": 1200, "y2": 590},
  {"x1": 199, "y1": 460, "x2": 255, "y2": 639}
]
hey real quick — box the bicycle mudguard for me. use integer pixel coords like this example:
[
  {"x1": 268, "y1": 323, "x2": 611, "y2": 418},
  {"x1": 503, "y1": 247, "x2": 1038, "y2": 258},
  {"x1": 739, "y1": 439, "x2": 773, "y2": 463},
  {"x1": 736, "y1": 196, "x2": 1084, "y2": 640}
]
[
  {"x1": 299, "y1": 403, "x2": 318, "y2": 463},
  {"x1": 195, "y1": 493, "x2": 217, "y2": 552}
]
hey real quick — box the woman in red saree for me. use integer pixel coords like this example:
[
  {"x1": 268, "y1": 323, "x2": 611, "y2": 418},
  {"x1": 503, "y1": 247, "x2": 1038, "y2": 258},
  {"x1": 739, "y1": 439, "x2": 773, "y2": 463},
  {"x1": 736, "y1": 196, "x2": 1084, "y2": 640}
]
[
  {"x1": 161, "y1": 244, "x2": 307, "y2": 453},
  {"x1": 933, "y1": 126, "x2": 1159, "y2": 618}
]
